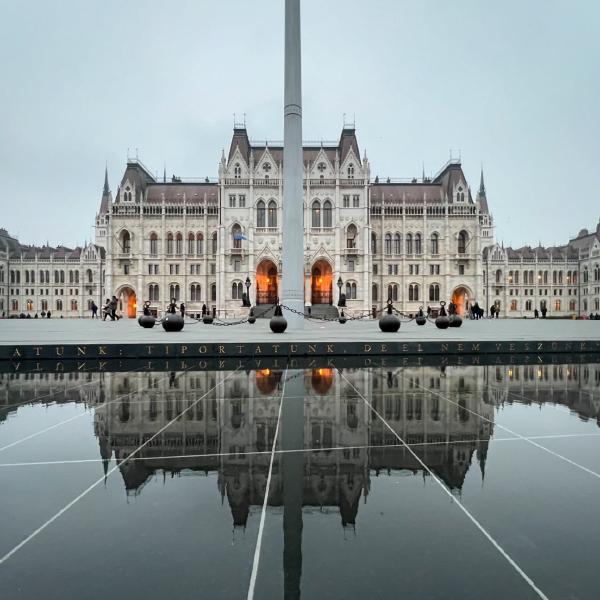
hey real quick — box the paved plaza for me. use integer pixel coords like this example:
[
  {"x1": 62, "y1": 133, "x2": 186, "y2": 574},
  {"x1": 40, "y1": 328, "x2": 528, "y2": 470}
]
[{"x1": 0, "y1": 316, "x2": 598, "y2": 347}]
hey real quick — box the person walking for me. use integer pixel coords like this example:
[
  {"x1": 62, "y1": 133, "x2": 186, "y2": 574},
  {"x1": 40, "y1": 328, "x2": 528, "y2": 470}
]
[
  {"x1": 534, "y1": 308, "x2": 539, "y2": 319},
  {"x1": 490, "y1": 305, "x2": 495, "y2": 319},
  {"x1": 91, "y1": 301, "x2": 98, "y2": 319},
  {"x1": 167, "y1": 298, "x2": 177, "y2": 314},
  {"x1": 102, "y1": 299, "x2": 110, "y2": 321},
  {"x1": 202, "y1": 303, "x2": 207, "y2": 316},
  {"x1": 110, "y1": 296, "x2": 120, "y2": 321},
  {"x1": 179, "y1": 302, "x2": 186, "y2": 318}
]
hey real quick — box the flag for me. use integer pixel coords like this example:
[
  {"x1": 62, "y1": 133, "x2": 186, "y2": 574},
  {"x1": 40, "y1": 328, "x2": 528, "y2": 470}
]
[{"x1": 233, "y1": 233, "x2": 248, "y2": 241}]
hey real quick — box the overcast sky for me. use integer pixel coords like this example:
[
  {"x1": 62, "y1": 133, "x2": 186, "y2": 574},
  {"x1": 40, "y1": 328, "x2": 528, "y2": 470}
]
[{"x1": 1, "y1": 0, "x2": 598, "y2": 248}]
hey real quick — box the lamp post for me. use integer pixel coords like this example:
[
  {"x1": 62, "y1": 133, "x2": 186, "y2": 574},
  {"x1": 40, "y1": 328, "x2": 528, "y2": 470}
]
[
  {"x1": 337, "y1": 277, "x2": 343, "y2": 306},
  {"x1": 245, "y1": 276, "x2": 251, "y2": 307}
]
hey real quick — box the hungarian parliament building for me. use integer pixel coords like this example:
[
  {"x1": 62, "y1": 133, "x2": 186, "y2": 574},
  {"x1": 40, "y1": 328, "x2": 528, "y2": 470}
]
[{"x1": 1, "y1": 125, "x2": 599, "y2": 318}]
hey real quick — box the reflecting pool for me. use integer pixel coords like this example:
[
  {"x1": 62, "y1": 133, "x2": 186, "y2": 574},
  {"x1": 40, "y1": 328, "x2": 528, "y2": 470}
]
[{"x1": 1, "y1": 359, "x2": 600, "y2": 599}]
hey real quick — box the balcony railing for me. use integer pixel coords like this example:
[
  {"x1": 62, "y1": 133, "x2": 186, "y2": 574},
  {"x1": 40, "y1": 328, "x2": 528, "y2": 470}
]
[
  {"x1": 339, "y1": 178, "x2": 364, "y2": 186},
  {"x1": 224, "y1": 178, "x2": 250, "y2": 186},
  {"x1": 307, "y1": 178, "x2": 336, "y2": 186},
  {"x1": 254, "y1": 179, "x2": 280, "y2": 187}
]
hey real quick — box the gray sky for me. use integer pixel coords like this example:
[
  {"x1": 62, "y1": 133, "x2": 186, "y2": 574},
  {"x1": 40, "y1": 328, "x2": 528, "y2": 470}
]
[{"x1": 1, "y1": 0, "x2": 598, "y2": 248}]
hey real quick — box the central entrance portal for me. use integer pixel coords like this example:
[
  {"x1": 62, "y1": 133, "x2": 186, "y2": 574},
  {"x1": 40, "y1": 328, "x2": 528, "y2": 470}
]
[
  {"x1": 256, "y1": 260, "x2": 278, "y2": 305},
  {"x1": 117, "y1": 286, "x2": 137, "y2": 318},
  {"x1": 311, "y1": 260, "x2": 333, "y2": 305}
]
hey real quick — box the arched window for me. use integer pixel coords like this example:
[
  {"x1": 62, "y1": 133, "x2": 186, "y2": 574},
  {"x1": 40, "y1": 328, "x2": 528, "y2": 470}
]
[
  {"x1": 212, "y1": 232, "x2": 218, "y2": 255},
  {"x1": 188, "y1": 232, "x2": 195, "y2": 255},
  {"x1": 431, "y1": 233, "x2": 439, "y2": 255},
  {"x1": 210, "y1": 283, "x2": 217, "y2": 302},
  {"x1": 408, "y1": 283, "x2": 419, "y2": 301},
  {"x1": 56, "y1": 299, "x2": 62, "y2": 311},
  {"x1": 384, "y1": 233, "x2": 392, "y2": 255},
  {"x1": 60, "y1": 270, "x2": 64, "y2": 284},
  {"x1": 169, "y1": 284, "x2": 180, "y2": 302},
  {"x1": 372, "y1": 284, "x2": 378, "y2": 302},
  {"x1": 346, "y1": 224, "x2": 357, "y2": 249},
  {"x1": 347, "y1": 163, "x2": 354, "y2": 178},
  {"x1": 121, "y1": 230, "x2": 131, "y2": 253},
  {"x1": 495, "y1": 269, "x2": 502, "y2": 284},
  {"x1": 552, "y1": 271, "x2": 557, "y2": 285},
  {"x1": 514, "y1": 271, "x2": 519, "y2": 285},
  {"x1": 429, "y1": 284, "x2": 440, "y2": 302},
  {"x1": 345, "y1": 281, "x2": 357, "y2": 299},
  {"x1": 75, "y1": 271, "x2": 79, "y2": 284},
  {"x1": 510, "y1": 299, "x2": 518, "y2": 311},
  {"x1": 323, "y1": 200, "x2": 332, "y2": 227},
  {"x1": 569, "y1": 299, "x2": 576, "y2": 311},
  {"x1": 26, "y1": 299, "x2": 33, "y2": 311},
  {"x1": 572, "y1": 271, "x2": 577, "y2": 285},
  {"x1": 458, "y1": 230, "x2": 468, "y2": 254},
  {"x1": 54, "y1": 270, "x2": 59, "y2": 284},
  {"x1": 583, "y1": 267, "x2": 588, "y2": 283},
  {"x1": 406, "y1": 233, "x2": 413, "y2": 255},
  {"x1": 196, "y1": 233, "x2": 204, "y2": 255},
  {"x1": 149, "y1": 284, "x2": 159, "y2": 302},
  {"x1": 26, "y1": 270, "x2": 30, "y2": 284},
  {"x1": 71, "y1": 299, "x2": 78, "y2": 311},
  {"x1": 371, "y1": 233, "x2": 377, "y2": 254},
  {"x1": 387, "y1": 284, "x2": 398, "y2": 302},
  {"x1": 311, "y1": 200, "x2": 321, "y2": 227},
  {"x1": 232, "y1": 281, "x2": 244, "y2": 300},
  {"x1": 267, "y1": 200, "x2": 277, "y2": 228},
  {"x1": 256, "y1": 200, "x2": 266, "y2": 228},
  {"x1": 415, "y1": 233, "x2": 422, "y2": 255},
  {"x1": 190, "y1": 284, "x2": 201, "y2": 302},
  {"x1": 232, "y1": 224, "x2": 242, "y2": 249},
  {"x1": 234, "y1": 163, "x2": 241, "y2": 178},
  {"x1": 86, "y1": 269, "x2": 93, "y2": 283},
  {"x1": 166, "y1": 233, "x2": 174, "y2": 255},
  {"x1": 175, "y1": 232, "x2": 183, "y2": 255},
  {"x1": 394, "y1": 233, "x2": 401, "y2": 254},
  {"x1": 150, "y1": 232, "x2": 158, "y2": 255}
]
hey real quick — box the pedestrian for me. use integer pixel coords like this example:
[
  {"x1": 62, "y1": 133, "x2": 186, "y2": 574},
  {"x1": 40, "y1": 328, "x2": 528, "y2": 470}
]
[
  {"x1": 143, "y1": 301, "x2": 151, "y2": 316},
  {"x1": 541, "y1": 306, "x2": 547, "y2": 319},
  {"x1": 47, "y1": 311, "x2": 51, "y2": 318},
  {"x1": 34, "y1": 313, "x2": 38, "y2": 319},
  {"x1": 534, "y1": 308, "x2": 539, "y2": 319},
  {"x1": 179, "y1": 302, "x2": 185, "y2": 318},
  {"x1": 495, "y1": 306, "x2": 500, "y2": 319},
  {"x1": 202, "y1": 303, "x2": 207, "y2": 316},
  {"x1": 110, "y1": 296, "x2": 120, "y2": 321},
  {"x1": 91, "y1": 301, "x2": 98, "y2": 319},
  {"x1": 490, "y1": 305, "x2": 495, "y2": 319},
  {"x1": 102, "y1": 299, "x2": 110, "y2": 321},
  {"x1": 168, "y1": 298, "x2": 177, "y2": 314}
]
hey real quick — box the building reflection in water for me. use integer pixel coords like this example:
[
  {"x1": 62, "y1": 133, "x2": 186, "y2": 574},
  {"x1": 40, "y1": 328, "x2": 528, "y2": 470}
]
[{"x1": 2, "y1": 363, "x2": 599, "y2": 519}]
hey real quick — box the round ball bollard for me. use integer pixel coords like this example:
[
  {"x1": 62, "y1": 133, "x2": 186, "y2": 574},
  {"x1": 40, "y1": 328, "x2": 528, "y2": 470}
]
[
  {"x1": 339, "y1": 314, "x2": 347, "y2": 324},
  {"x1": 162, "y1": 313, "x2": 184, "y2": 332},
  {"x1": 202, "y1": 314, "x2": 214, "y2": 324},
  {"x1": 247, "y1": 309, "x2": 256, "y2": 325},
  {"x1": 415, "y1": 307, "x2": 427, "y2": 326},
  {"x1": 435, "y1": 301, "x2": 450, "y2": 329},
  {"x1": 449, "y1": 314, "x2": 463, "y2": 328},
  {"x1": 139, "y1": 315, "x2": 156, "y2": 329},
  {"x1": 379, "y1": 313, "x2": 400, "y2": 332},
  {"x1": 270, "y1": 314, "x2": 288, "y2": 333}
]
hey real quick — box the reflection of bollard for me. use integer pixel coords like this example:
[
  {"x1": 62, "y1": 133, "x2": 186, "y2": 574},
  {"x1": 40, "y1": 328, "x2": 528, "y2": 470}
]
[
  {"x1": 379, "y1": 301, "x2": 400, "y2": 332},
  {"x1": 415, "y1": 306, "x2": 427, "y2": 326},
  {"x1": 162, "y1": 313, "x2": 184, "y2": 332},
  {"x1": 248, "y1": 308, "x2": 256, "y2": 325},
  {"x1": 202, "y1": 314, "x2": 214, "y2": 324},
  {"x1": 449, "y1": 314, "x2": 463, "y2": 328},
  {"x1": 435, "y1": 301, "x2": 450, "y2": 329},
  {"x1": 139, "y1": 315, "x2": 156, "y2": 328},
  {"x1": 339, "y1": 309, "x2": 347, "y2": 324},
  {"x1": 270, "y1": 304, "x2": 288, "y2": 333}
]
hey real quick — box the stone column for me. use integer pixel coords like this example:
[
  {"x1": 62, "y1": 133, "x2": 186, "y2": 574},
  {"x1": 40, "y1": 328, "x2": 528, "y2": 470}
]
[{"x1": 281, "y1": 0, "x2": 304, "y2": 329}]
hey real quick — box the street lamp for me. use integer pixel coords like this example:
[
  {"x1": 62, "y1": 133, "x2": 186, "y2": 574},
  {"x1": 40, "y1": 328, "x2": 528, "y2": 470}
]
[
  {"x1": 337, "y1": 276, "x2": 344, "y2": 306},
  {"x1": 244, "y1": 276, "x2": 252, "y2": 307}
]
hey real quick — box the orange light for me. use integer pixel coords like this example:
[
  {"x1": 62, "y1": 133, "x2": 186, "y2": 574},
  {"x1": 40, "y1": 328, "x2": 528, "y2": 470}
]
[{"x1": 259, "y1": 368, "x2": 271, "y2": 377}]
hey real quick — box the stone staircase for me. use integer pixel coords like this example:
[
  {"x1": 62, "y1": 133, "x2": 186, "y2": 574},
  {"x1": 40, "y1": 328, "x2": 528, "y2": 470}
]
[
  {"x1": 305, "y1": 304, "x2": 339, "y2": 320},
  {"x1": 253, "y1": 303, "x2": 340, "y2": 320}
]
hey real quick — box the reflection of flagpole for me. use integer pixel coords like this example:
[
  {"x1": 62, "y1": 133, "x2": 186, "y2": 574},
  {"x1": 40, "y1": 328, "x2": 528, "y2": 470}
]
[{"x1": 281, "y1": 370, "x2": 304, "y2": 599}]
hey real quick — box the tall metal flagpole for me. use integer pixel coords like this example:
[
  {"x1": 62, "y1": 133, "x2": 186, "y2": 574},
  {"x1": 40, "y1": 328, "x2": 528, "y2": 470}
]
[{"x1": 282, "y1": 0, "x2": 305, "y2": 329}]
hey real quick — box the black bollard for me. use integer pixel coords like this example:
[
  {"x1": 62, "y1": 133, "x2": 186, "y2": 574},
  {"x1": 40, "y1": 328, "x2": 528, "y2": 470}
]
[
  {"x1": 435, "y1": 301, "x2": 450, "y2": 330},
  {"x1": 270, "y1": 304, "x2": 288, "y2": 333},
  {"x1": 162, "y1": 313, "x2": 184, "y2": 332},
  {"x1": 339, "y1": 309, "x2": 347, "y2": 324},
  {"x1": 415, "y1": 306, "x2": 427, "y2": 326},
  {"x1": 379, "y1": 301, "x2": 400, "y2": 333},
  {"x1": 202, "y1": 314, "x2": 214, "y2": 324},
  {"x1": 248, "y1": 308, "x2": 256, "y2": 325},
  {"x1": 449, "y1": 313, "x2": 463, "y2": 328},
  {"x1": 139, "y1": 314, "x2": 156, "y2": 328}
]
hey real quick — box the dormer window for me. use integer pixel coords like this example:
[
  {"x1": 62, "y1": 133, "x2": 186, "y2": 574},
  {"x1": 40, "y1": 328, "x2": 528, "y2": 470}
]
[
  {"x1": 234, "y1": 163, "x2": 241, "y2": 179},
  {"x1": 347, "y1": 164, "x2": 355, "y2": 178},
  {"x1": 457, "y1": 186, "x2": 465, "y2": 202},
  {"x1": 124, "y1": 185, "x2": 132, "y2": 202}
]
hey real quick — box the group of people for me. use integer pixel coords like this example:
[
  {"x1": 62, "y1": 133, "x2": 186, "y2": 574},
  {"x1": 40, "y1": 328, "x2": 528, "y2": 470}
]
[{"x1": 98, "y1": 296, "x2": 120, "y2": 321}]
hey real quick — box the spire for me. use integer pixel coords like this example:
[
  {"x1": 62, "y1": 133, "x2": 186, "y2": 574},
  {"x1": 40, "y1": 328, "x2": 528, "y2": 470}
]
[
  {"x1": 422, "y1": 162, "x2": 425, "y2": 182},
  {"x1": 163, "y1": 163, "x2": 166, "y2": 183},
  {"x1": 479, "y1": 165, "x2": 486, "y2": 196},
  {"x1": 103, "y1": 164, "x2": 110, "y2": 195}
]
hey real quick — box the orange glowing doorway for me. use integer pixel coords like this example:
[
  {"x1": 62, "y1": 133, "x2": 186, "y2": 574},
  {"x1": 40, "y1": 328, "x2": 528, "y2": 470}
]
[
  {"x1": 256, "y1": 260, "x2": 278, "y2": 305},
  {"x1": 117, "y1": 286, "x2": 137, "y2": 318},
  {"x1": 311, "y1": 260, "x2": 333, "y2": 304},
  {"x1": 451, "y1": 286, "x2": 472, "y2": 316}
]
